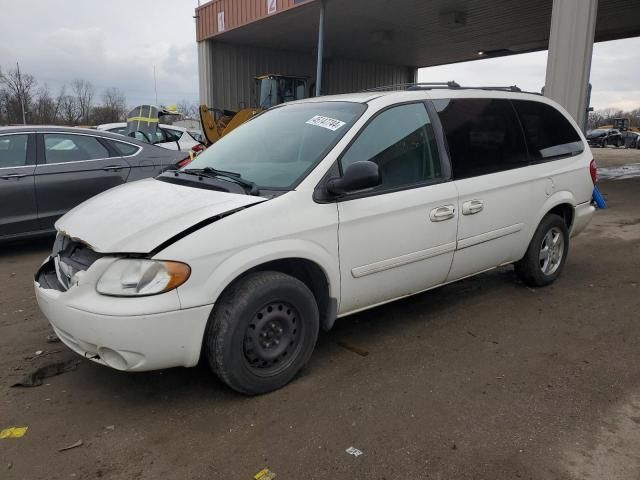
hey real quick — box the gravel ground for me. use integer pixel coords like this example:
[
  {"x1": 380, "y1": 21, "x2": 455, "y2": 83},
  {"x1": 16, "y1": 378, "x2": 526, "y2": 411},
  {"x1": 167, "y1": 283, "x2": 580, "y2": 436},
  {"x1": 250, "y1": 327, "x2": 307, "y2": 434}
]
[{"x1": 1, "y1": 149, "x2": 640, "y2": 479}]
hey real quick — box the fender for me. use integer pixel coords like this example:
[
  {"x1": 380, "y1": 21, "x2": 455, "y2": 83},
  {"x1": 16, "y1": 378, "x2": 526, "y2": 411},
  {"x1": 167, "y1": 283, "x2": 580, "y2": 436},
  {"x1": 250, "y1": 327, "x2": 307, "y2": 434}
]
[
  {"x1": 176, "y1": 238, "x2": 340, "y2": 310},
  {"x1": 521, "y1": 190, "x2": 577, "y2": 252}
]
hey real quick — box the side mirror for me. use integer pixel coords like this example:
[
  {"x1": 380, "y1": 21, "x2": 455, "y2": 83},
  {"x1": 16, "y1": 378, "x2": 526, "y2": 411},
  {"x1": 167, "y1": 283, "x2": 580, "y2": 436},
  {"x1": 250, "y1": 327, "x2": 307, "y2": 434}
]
[{"x1": 326, "y1": 161, "x2": 381, "y2": 196}]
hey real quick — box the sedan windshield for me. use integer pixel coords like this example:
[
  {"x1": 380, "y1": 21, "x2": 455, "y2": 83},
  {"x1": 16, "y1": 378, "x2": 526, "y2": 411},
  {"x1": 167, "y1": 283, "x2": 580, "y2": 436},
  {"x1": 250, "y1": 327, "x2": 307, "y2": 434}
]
[{"x1": 185, "y1": 102, "x2": 366, "y2": 189}]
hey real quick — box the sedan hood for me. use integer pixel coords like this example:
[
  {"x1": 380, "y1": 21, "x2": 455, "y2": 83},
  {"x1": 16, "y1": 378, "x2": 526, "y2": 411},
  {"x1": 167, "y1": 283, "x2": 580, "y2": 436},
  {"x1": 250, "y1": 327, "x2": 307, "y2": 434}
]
[{"x1": 55, "y1": 178, "x2": 266, "y2": 253}]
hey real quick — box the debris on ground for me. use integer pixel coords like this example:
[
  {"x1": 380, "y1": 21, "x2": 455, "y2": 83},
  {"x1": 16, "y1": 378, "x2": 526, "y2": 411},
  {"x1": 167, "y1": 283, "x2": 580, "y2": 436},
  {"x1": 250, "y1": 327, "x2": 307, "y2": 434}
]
[
  {"x1": 46, "y1": 333, "x2": 61, "y2": 343},
  {"x1": 254, "y1": 467, "x2": 276, "y2": 479},
  {"x1": 0, "y1": 427, "x2": 28, "y2": 439},
  {"x1": 337, "y1": 341, "x2": 369, "y2": 357},
  {"x1": 35, "y1": 350, "x2": 43, "y2": 356},
  {"x1": 452, "y1": 442, "x2": 457, "y2": 450},
  {"x1": 346, "y1": 446, "x2": 363, "y2": 457},
  {"x1": 11, "y1": 359, "x2": 80, "y2": 388},
  {"x1": 59, "y1": 440, "x2": 83, "y2": 452},
  {"x1": 105, "y1": 425, "x2": 115, "y2": 431}
]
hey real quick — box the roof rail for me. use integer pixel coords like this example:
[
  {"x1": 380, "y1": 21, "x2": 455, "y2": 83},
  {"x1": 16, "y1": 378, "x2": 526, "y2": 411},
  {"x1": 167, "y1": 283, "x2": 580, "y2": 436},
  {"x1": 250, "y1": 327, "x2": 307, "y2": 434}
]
[
  {"x1": 361, "y1": 82, "x2": 537, "y2": 95},
  {"x1": 363, "y1": 81, "x2": 460, "y2": 92}
]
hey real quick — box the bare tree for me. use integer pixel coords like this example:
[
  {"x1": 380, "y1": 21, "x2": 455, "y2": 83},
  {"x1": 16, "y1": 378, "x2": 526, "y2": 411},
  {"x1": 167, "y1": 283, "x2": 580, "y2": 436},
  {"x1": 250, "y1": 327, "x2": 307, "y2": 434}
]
[
  {"x1": 0, "y1": 63, "x2": 37, "y2": 124},
  {"x1": 53, "y1": 85, "x2": 68, "y2": 124},
  {"x1": 34, "y1": 84, "x2": 57, "y2": 124},
  {"x1": 60, "y1": 94, "x2": 79, "y2": 125},
  {"x1": 101, "y1": 87, "x2": 127, "y2": 123},
  {"x1": 177, "y1": 100, "x2": 199, "y2": 119},
  {"x1": 72, "y1": 79, "x2": 94, "y2": 125}
]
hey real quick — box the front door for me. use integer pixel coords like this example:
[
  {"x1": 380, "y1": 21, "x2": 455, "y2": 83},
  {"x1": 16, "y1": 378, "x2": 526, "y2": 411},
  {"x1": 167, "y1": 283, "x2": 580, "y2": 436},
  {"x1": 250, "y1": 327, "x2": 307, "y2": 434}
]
[
  {"x1": 336, "y1": 103, "x2": 458, "y2": 314},
  {"x1": 0, "y1": 133, "x2": 38, "y2": 238},
  {"x1": 35, "y1": 132, "x2": 131, "y2": 230}
]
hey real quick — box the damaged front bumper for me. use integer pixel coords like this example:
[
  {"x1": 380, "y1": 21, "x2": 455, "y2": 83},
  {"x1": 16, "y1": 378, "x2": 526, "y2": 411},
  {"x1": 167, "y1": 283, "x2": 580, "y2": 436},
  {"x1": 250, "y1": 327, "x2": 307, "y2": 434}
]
[{"x1": 34, "y1": 248, "x2": 212, "y2": 372}]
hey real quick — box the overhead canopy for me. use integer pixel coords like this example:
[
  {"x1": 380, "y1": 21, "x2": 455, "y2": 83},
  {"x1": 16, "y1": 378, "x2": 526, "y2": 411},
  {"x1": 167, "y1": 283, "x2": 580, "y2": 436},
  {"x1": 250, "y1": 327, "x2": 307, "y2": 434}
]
[{"x1": 203, "y1": 0, "x2": 640, "y2": 68}]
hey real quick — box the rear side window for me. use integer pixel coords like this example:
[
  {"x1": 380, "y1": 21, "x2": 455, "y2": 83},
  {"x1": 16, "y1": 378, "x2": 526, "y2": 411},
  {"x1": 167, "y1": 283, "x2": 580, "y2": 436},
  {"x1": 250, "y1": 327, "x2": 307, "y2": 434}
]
[
  {"x1": 512, "y1": 100, "x2": 583, "y2": 160},
  {"x1": 44, "y1": 134, "x2": 110, "y2": 164},
  {"x1": 434, "y1": 98, "x2": 528, "y2": 179},
  {"x1": 109, "y1": 140, "x2": 140, "y2": 156},
  {"x1": 0, "y1": 134, "x2": 28, "y2": 168},
  {"x1": 341, "y1": 103, "x2": 442, "y2": 190},
  {"x1": 164, "y1": 129, "x2": 183, "y2": 142}
]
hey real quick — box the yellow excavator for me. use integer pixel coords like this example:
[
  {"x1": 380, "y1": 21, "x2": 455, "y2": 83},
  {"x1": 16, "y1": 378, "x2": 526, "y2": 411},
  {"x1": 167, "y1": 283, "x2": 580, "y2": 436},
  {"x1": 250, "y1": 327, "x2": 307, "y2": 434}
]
[
  {"x1": 199, "y1": 74, "x2": 309, "y2": 146},
  {"x1": 599, "y1": 118, "x2": 640, "y2": 133}
]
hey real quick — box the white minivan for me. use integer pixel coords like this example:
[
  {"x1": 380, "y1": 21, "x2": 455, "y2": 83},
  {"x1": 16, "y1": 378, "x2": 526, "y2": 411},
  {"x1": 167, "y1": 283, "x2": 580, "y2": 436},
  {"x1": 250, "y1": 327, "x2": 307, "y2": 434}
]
[{"x1": 35, "y1": 85, "x2": 596, "y2": 394}]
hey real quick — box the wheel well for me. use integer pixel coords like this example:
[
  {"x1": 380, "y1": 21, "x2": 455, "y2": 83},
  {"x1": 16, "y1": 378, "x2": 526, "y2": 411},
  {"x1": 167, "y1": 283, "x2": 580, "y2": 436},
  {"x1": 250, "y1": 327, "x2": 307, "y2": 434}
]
[
  {"x1": 239, "y1": 258, "x2": 335, "y2": 331},
  {"x1": 548, "y1": 203, "x2": 574, "y2": 229}
]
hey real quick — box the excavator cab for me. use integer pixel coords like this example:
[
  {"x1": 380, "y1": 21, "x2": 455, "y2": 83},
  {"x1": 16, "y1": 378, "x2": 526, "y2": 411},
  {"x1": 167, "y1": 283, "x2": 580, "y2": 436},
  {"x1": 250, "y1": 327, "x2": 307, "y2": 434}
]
[
  {"x1": 612, "y1": 118, "x2": 630, "y2": 132},
  {"x1": 200, "y1": 74, "x2": 309, "y2": 147},
  {"x1": 256, "y1": 75, "x2": 308, "y2": 109}
]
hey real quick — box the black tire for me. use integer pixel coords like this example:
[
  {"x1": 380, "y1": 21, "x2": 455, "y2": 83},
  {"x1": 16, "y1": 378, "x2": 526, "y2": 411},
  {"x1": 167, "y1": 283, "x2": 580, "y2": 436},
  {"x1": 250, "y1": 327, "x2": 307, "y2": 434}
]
[
  {"x1": 515, "y1": 214, "x2": 569, "y2": 287},
  {"x1": 204, "y1": 271, "x2": 319, "y2": 395}
]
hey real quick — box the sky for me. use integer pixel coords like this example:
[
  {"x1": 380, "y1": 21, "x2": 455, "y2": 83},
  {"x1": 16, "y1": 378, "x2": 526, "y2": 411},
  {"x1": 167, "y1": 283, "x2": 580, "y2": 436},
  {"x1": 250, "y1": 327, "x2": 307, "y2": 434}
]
[{"x1": 0, "y1": 0, "x2": 638, "y2": 111}]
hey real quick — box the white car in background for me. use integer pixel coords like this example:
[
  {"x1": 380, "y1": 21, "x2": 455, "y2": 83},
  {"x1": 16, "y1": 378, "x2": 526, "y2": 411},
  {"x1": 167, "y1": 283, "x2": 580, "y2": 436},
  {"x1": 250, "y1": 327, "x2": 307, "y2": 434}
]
[{"x1": 97, "y1": 123, "x2": 203, "y2": 153}]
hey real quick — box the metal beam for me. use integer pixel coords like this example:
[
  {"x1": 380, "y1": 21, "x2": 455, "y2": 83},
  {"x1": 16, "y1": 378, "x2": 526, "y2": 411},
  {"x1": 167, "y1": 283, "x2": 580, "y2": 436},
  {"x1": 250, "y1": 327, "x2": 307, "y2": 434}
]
[
  {"x1": 544, "y1": 0, "x2": 598, "y2": 131},
  {"x1": 198, "y1": 40, "x2": 214, "y2": 107},
  {"x1": 315, "y1": 0, "x2": 325, "y2": 97}
]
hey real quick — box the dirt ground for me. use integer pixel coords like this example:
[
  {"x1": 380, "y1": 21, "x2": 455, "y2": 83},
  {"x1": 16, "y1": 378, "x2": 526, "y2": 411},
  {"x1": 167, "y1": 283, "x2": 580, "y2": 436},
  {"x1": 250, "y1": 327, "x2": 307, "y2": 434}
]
[{"x1": 2, "y1": 148, "x2": 640, "y2": 480}]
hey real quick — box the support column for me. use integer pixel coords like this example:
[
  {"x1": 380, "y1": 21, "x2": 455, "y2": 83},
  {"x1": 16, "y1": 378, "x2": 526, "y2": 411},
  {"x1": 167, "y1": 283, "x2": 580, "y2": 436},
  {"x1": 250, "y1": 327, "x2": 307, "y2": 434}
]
[
  {"x1": 544, "y1": 0, "x2": 598, "y2": 131},
  {"x1": 198, "y1": 40, "x2": 214, "y2": 107},
  {"x1": 315, "y1": 0, "x2": 325, "y2": 97}
]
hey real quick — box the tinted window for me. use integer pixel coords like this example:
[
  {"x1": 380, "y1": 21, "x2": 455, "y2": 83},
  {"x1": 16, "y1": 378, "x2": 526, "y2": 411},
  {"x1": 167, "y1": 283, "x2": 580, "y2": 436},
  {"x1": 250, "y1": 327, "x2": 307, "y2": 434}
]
[
  {"x1": 110, "y1": 140, "x2": 140, "y2": 156},
  {"x1": 435, "y1": 98, "x2": 528, "y2": 179},
  {"x1": 513, "y1": 100, "x2": 583, "y2": 160},
  {"x1": 107, "y1": 127, "x2": 127, "y2": 135},
  {"x1": 341, "y1": 103, "x2": 442, "y2": 190},
  {"x1": 44, "y1": 134, "x2": 110, "y2": 164},
  {"x1": 0, "y1": 134, "x2": 28, "y2": 168},
  {"x1": 187, "y1": 102, "x2": 365, "y2": 189}
]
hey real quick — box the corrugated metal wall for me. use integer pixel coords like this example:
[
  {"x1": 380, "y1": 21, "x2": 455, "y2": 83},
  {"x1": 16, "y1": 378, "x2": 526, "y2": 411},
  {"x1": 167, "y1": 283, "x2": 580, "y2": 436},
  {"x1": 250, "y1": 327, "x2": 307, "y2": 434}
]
[
  {"x1": 201, "y1": 40, "x2": 416, "y2": 110},
  {"x1": 196, "y1": 0, "x2": 313, "y2": 41}
]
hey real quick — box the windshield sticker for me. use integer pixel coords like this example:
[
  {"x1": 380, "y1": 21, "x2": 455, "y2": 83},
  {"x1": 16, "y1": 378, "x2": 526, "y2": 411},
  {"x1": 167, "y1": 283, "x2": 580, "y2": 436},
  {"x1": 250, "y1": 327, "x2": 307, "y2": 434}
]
[{"x1": 306, "y1": 115, "x2": 346, "y2": 131}]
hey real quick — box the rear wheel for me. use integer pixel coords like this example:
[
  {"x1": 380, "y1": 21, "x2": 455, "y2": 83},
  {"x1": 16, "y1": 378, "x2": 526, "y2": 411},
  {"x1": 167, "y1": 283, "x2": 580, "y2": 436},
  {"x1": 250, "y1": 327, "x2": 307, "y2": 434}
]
[
  {"x1": 515, "y1": 214, "x2": 569, "y2": 287},
  {"x1": 204, "y1": 271, "x2": 319, "y2": 395}
]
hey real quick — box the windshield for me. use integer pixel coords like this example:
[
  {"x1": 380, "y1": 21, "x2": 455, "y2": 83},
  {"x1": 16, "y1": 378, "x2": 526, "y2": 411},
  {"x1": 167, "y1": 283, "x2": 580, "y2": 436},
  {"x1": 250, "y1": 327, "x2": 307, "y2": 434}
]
[
  {"x1": 185, "y1": 102, "x2": 366, "y2": 189},
  {"x1": 589, "y1": 129, "x2": 606, "y2": 135}
]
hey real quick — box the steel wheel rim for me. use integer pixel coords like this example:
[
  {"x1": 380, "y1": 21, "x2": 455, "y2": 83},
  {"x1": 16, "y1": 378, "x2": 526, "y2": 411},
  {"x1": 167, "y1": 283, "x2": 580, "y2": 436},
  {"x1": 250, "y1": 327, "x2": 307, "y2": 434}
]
[
  {"x1": 243, "y1": 301, "x2": 302, "y2": 376},
  {"x1": 539, "y1": 226, "x2": 564, "y2": 276}
]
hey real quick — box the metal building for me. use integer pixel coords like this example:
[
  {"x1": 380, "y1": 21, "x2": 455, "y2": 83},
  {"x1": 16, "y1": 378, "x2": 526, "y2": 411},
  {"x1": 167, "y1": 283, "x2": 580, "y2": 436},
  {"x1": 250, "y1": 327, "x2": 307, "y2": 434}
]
[{"x1": 195, "y1": 0, "x2": 640, "y2": 127}]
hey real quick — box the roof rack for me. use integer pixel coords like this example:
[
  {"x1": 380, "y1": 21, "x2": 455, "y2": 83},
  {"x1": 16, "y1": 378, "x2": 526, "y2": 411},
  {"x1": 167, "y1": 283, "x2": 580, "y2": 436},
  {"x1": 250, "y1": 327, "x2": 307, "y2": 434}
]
[
  {"x1": 364, "y1": 81, "x2": 460, "y2": 92},
  {"x1": 362, "y1": 82, "x2": 536, "y2": 95}
]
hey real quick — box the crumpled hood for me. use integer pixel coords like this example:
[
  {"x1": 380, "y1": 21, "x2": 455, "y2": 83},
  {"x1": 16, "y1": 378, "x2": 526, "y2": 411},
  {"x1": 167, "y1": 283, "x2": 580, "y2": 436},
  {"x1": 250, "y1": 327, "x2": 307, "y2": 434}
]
[{"x1": 55, "y1": 178, "x2": 266, "y2": 253}]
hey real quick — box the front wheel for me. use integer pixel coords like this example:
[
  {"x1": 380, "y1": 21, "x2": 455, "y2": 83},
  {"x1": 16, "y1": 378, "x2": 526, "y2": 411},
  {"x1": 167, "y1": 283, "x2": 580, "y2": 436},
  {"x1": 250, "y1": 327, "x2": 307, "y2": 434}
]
[
  {"x1": 515, "y1": 214, "x2": 569, "y2": 287},
  {"x1": 204, "y1": 271, "x2": 319, "y2": 395}
]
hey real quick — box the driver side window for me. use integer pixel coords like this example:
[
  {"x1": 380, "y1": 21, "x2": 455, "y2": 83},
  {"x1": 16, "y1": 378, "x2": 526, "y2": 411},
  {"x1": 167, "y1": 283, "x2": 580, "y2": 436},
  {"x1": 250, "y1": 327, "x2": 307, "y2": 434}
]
[{"x1": 340, "y1": 103, "x2": 442, "y2": 191}]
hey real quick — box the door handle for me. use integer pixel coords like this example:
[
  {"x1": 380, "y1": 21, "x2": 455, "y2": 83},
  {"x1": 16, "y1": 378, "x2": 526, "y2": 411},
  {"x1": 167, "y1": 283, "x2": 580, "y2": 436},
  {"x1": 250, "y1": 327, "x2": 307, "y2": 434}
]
[
  {"x1": 429, "y1": 204, "x2": 456, "y2": 222},
  {"x1": 102, "y1": 165, "x2": 123, "y2": 172},
  {"x1": 0, "y1": 173, "x2": 27, "y2": 180},
  {"x1": 462, "y1": 199, "x2": 484, "y2": 215}
]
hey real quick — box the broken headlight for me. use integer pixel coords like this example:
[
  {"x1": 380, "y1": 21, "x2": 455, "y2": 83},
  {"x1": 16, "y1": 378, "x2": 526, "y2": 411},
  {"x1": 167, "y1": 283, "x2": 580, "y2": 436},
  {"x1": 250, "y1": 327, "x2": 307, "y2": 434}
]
[{"x1": 96, "y1": 259, "x2": 191, "y2": 297}]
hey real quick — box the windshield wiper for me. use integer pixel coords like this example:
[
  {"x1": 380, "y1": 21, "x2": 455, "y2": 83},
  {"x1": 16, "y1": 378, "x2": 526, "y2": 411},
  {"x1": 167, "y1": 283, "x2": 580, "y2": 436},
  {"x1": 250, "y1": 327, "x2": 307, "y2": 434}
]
[{"x1": 183, "y1": 167, "x2": 259, "y2": 195}]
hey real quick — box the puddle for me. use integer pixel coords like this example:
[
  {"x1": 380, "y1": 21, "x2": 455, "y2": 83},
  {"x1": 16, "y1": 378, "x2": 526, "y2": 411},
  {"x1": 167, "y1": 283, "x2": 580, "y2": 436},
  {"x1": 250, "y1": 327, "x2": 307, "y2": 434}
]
[{"x1": 598, "y1": 163, "x2": 640, "y2": 180}]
